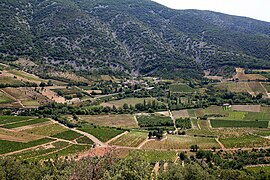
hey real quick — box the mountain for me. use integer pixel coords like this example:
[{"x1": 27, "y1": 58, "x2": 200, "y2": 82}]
[{"x1": 1, "y1": 0, "x2": 270, "y2": 79}]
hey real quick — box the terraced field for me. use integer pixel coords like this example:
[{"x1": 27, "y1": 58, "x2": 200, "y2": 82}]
[{"x1": 109, "y1": 131, "x2": 147, "y2": 147}]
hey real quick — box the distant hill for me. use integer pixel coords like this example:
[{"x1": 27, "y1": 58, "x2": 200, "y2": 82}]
[{"x1": 1, "y1": 0, "x2": 270, "y2": 79}]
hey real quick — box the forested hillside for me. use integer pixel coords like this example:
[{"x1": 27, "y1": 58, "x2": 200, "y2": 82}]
[{"x1": 1, "y1": 0, "x2": 270, "y2": 79}]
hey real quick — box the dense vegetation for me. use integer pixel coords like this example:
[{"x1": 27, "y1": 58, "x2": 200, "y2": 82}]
[
  {"x1": 0, "y1": 150, "x2": 270, "y2": 180},
  {"x1": 1, "y1": 0, "x2": 270, "y2": 79}
]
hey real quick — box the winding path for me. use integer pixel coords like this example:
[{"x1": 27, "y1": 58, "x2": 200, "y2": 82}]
[{"x1": 72, "y1": 128, "x2": 107, "y2": 147}]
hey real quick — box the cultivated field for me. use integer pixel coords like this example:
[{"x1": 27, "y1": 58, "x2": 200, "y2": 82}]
[
  {"x1": 142, "y1": 135, "x2": 219, "y2": 150},
  {"x1": 0, "y1": 115, "x2": 91, "y2": 159},
  {"x1": 216, "y1": 82, "x2": 250, "y2": 93},
  {"x1": 220, "y1": 135, "x2": 270, "y2": 148},
  {"x1": 233, "y1": 68, "x2": 267, "y2": 81},
  {"x1": 248, "y1": 82, "x2": 268, "y2": 96},
  {"x1": 231, "y1": 105, "x2": 261, "y2": 112},
  {"x1": 172, "y1": 110, "x2": 190, "y2": 118},
  {"x1": 1, "y1": 118, "x2": 50, "y2": 129},
  {"x1": 2, "y1": 87, "x2": 51, "y2": 107},
  {"x1": 210, "y1": 120, "x2": 269, "y2": 128},
  {"x1": 0, "y1": 127, "x2": 43, "y2": 142},
  {"x1": 78, "y1": 114, "x2": 138, "y2": 128},
  {"x1": 52, "y1": 130, "x2": 82, "y2": 141},
  {"x1": 79, "y1": 126, "x2": 125, "y2": 142},
  {"x1": 136, "y1": 114, "x2": 174, "y2": 129},
  {"x1": 109, "y1": 131, "x2": 147, "y2": 147},
  {"x1": 22, "y1": 123, "x2": 68, "y2": 136},
  {"x1": 0, "y1": 116, "x2": 34, "y2": 125},
  {"x1": 102, "y1": 98, "x2": 157, "y2": 108}
]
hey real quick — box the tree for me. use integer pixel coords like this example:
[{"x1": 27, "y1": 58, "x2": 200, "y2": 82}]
[
  {"x1": 179, "y1": 152, "x2": 187, "y2": 161},
  {"x1": 123, "y1": 103, "x2": 129, "y2": 110},
  {"x1": 39, "y1": 82, "x2": 46, "y2": 87},
  {"x1": 148, "y1": 132, "x2": 152, "y2": 139},
  {"x1": 190, "y1": 145, "x2": 199, "y2": 152}
]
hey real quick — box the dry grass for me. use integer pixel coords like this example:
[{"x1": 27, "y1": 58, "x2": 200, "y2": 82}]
[
  {"x1": 109, "y1": 131, "x2": 147, "y2": 147},
  {"x1": 248, "y1": 82, "x2": 268, "y2": 96},
  {"x1": 78, "y1": 114, "x2": 138, "y2": 128},
  {"x1": 0, "y1": 128, "x2": 43, "y2": 142},
  {"x1": 232, "y1": 105, "x2": 261, "y2": 112},
  {"x1": 142, "y1": 135, "x2": 219, "y2": 150},
  {"x1": 172, "y1": 110, "x2": 190, "y2": 119},
  {"x1": 2, "y1": 87, "x2": 51, "y2": 107},
  {"x1": 48, "y1": 71, "x2": 90, "y2": 83},
  {"x1": 21, "y1": 123, "x2": 68, "y2": 137},
  {"x1": 233, "y1": 68, "x2": 267, "y2": 81},
  {"x1": 102, "y1": 98, "x2": 156, "y2": 108}
]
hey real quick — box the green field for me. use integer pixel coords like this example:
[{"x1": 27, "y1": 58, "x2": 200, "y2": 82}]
[
  {"x1": 169, "y1": 84, "x2": 195, "y2": 93},
  {"x1": 136, "y1": 114, "x2": 174, "y2": 128},
  {"x1": 130, "y1": 150, "x2": 177, "y2": 162},
  {"x1": 1, "y1": 118, "x2": 49, "y2": 129},
  {"x1": 244, "y1": 112, "x2": 270, "y2": 121},
  {"x1": 0, "y1": 138, "x2": 54, "y2": 154},
  {"x1": 52, "y1": 130, "x2": 82, "y2": 141},
  {"x1": 76, "y1": 136, "x2": 94, "y2": 145},
  {"x1": 245, "y1": 166, "x2": 270, "y2": 174},
  {"x1": 0, "y1": 116, "x2": 34, "y2": 125},
  {"x1": 7, "y1": 70, "x2": 43, "y2": 82},
  {"x1": 175, "y1": 118, "x2": 192, "y2": 129},
  {"x1": 210, "y1": 120, "x2": 269, "y2": 128},
  {"x1": 0, "y1": 76, "x2": 24, "y2": 86},
  {"x1": 262, "y1": 83, "x2": 270, "y2": 92},
  {"x1": 79, "y1": 126, "x2": 124, "y2": 142},
  {"x1": 220, "y1": 135, "x2": 270, "y2": 148},
  {"x1": 0, "y1": 91, "x2": 15, "y2": 104}
]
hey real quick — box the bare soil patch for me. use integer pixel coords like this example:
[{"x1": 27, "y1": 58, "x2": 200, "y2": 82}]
[
  {"x1": 78, "y1": 114, "x2": 138, "y2": 128},
  {"x1": 0, "y1": 128, "x2": 43, "y2": 142},
  {"x1": 172, "y1": 110, "x2": 189, "y2": 119},
  {"x1": 232, "y1": 105, "x2": 261, "y2": 112}
]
